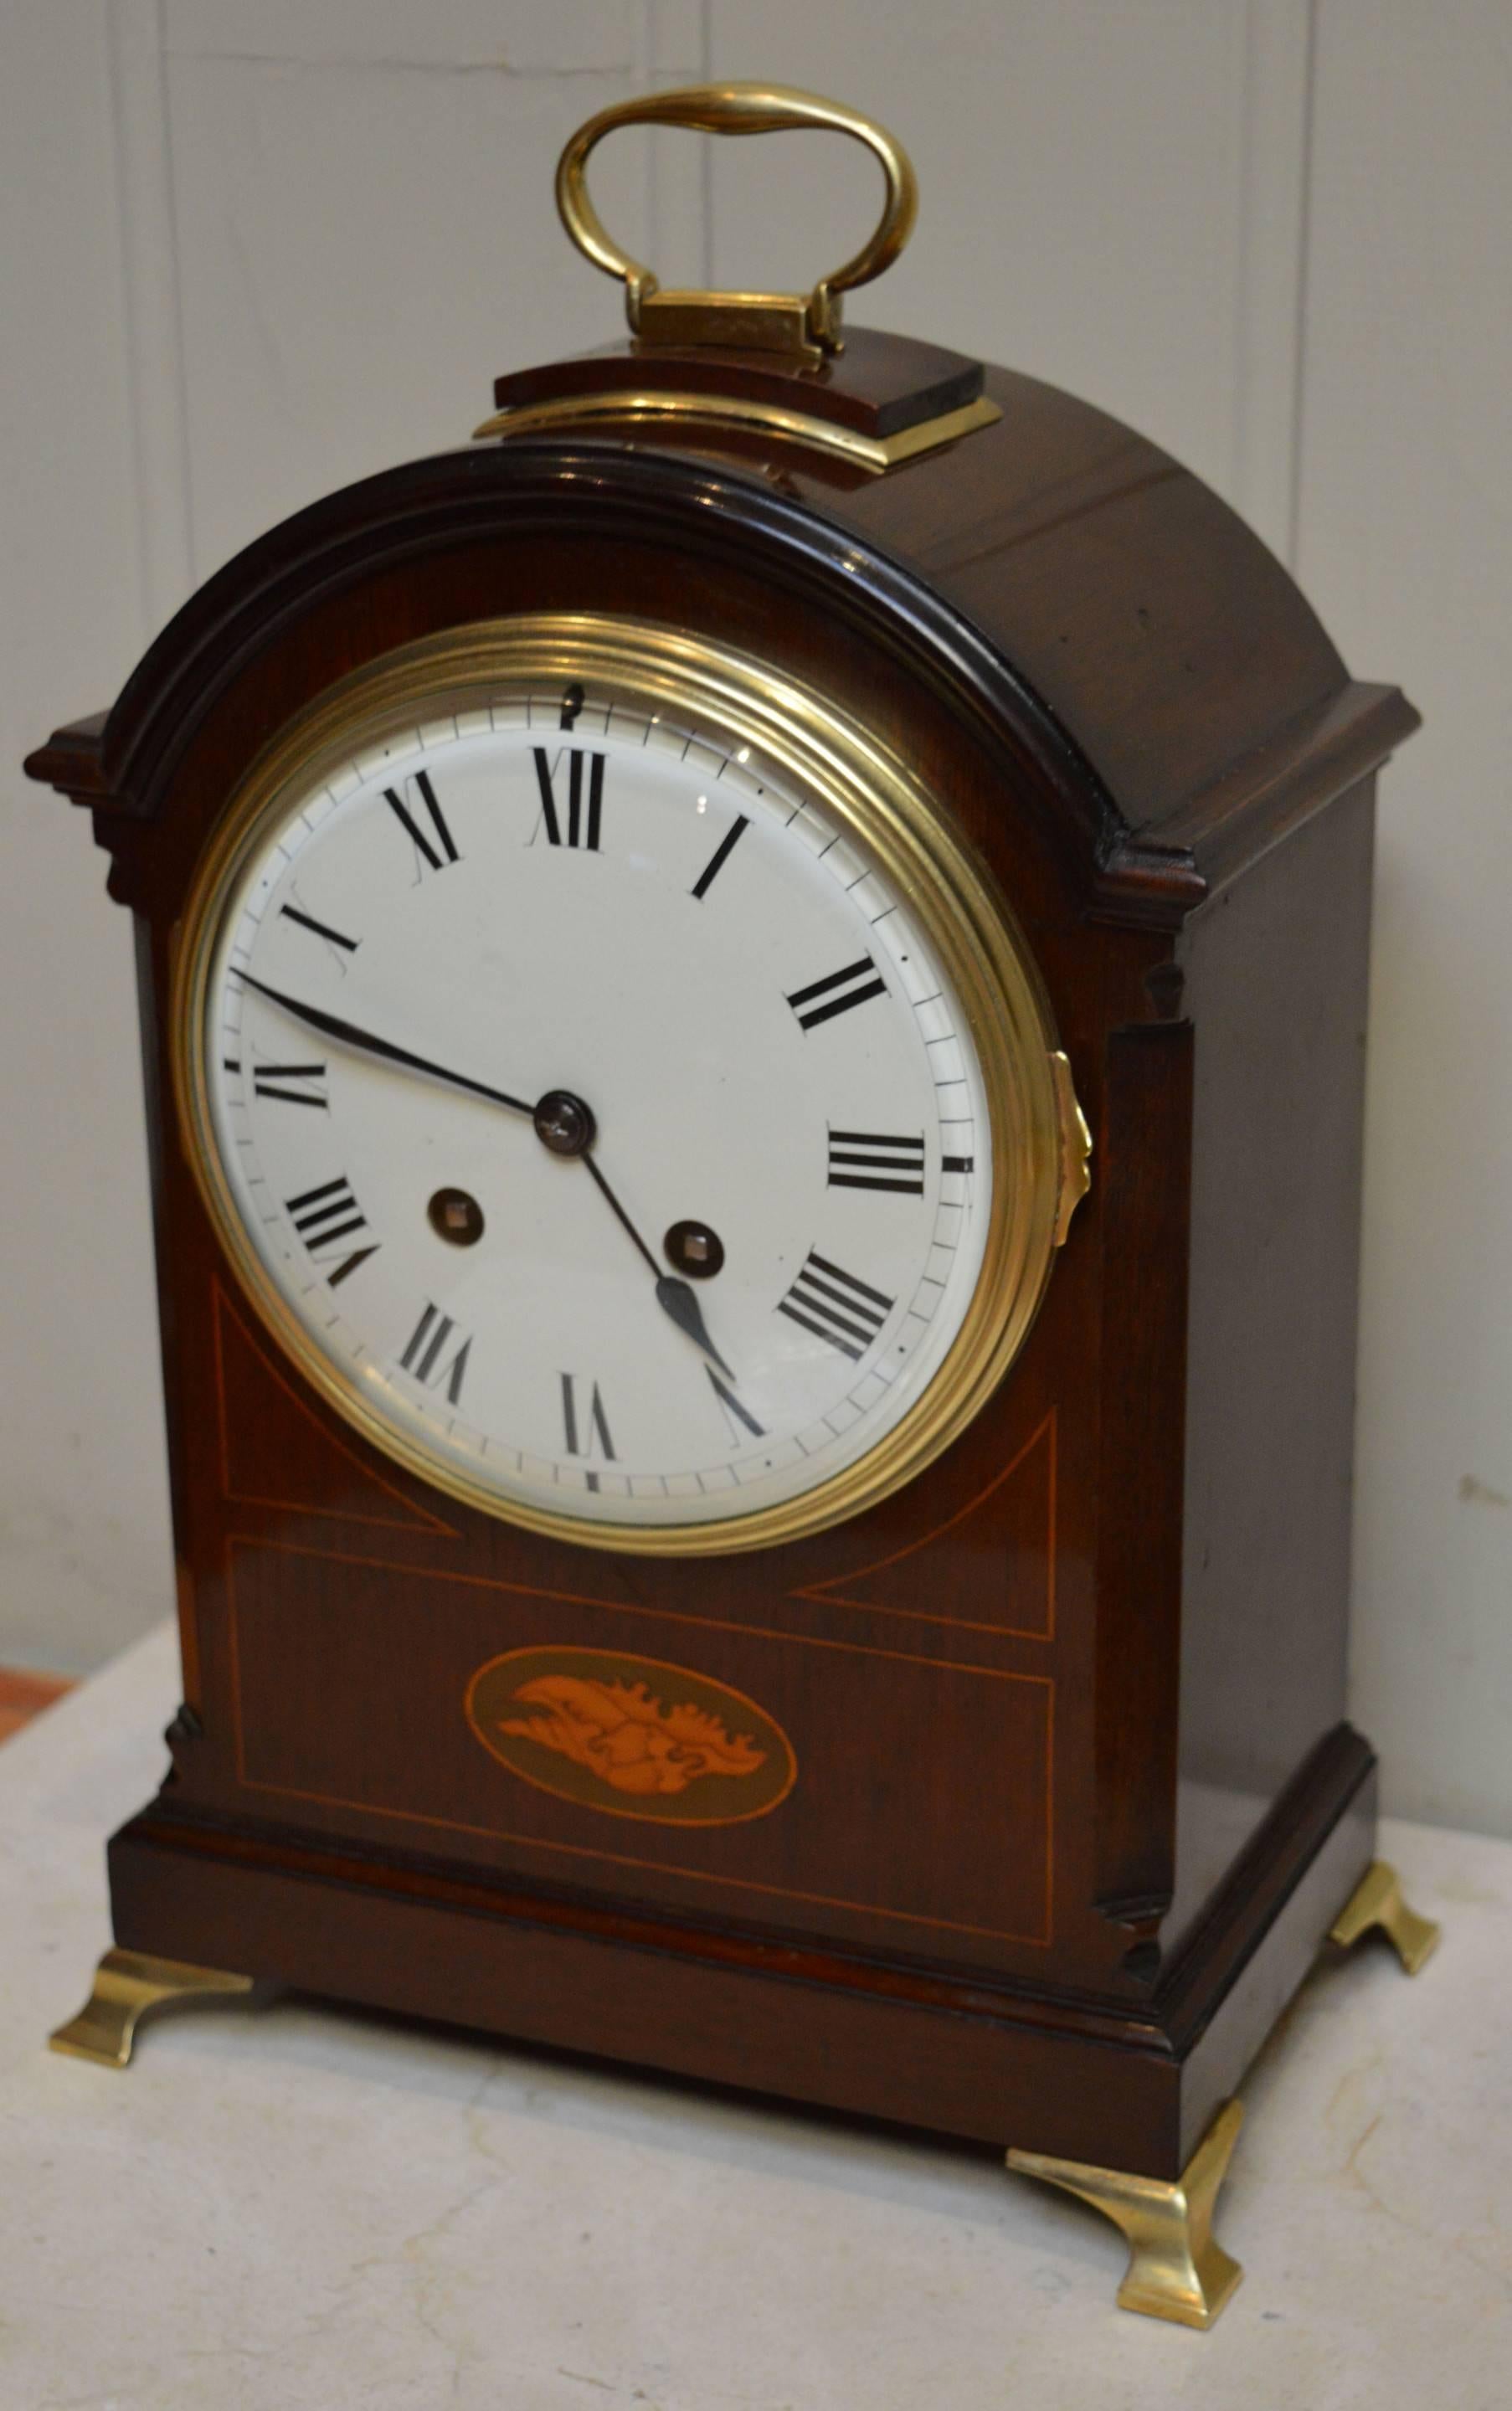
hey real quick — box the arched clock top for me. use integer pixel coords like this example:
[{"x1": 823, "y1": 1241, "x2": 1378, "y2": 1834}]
[
  {"x1": 479, "y1": 345, "x2": 1420, "y2": 918},
  {"x1": 25, "y1": 442, "x2": 1112, "y2": 912},
  {"x1": 28, "y1": 375, "x2": 1414, "y2": 936}
]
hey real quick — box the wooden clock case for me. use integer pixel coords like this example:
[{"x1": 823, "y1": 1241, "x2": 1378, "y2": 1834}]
[{"x1": 28, "y1": 321, "x2": 1417, "y2": 2186}]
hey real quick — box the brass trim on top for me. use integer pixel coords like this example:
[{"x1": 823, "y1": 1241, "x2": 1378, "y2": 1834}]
[
  {"x1": 172, "y1": 614, "x2": 1084, "y2": 1558},
  {"x1": 471, "y1": 388, "x2": 1002, "y2": 475},
  {"x1": 555, "y1": 83, "x2": 918, "y2": 359}
]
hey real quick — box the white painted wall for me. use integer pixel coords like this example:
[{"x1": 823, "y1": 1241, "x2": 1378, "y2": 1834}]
[{"x1": 3, "y1": 2, "x2": 1508, "y2": 1838}]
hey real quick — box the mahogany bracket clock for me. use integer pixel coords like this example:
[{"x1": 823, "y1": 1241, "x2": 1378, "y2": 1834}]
[{"x1": 30, "y1": 86, "x2": 1439, "y2": 2326}]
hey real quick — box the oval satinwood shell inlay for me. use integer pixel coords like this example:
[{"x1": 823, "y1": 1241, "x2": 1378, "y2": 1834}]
[{"x1": 465, "y1": 1645, "x2": 798, "y2": 1826}]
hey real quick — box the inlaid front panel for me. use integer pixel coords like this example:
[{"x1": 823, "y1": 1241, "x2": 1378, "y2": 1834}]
[{"x1": 225, "y1": 1538, "x2": 1053, "y2": 1963}]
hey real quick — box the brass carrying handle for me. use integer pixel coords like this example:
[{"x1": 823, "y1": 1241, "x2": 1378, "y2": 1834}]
[{"x1": 555, "y1": 83, "x2": 918, "y2": 359}]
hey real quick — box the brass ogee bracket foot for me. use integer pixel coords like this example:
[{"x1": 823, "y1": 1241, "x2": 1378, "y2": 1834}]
[
  {"x1": 1008, "y1": 2098, "x2": 1244, "y2": 2329},
  {"x1": 49, "y1": 1948, "x2": 255, "y2": 2068},
  {"x1": 1329, "y1": 1858, "x2": 1440, "y2": 1975}
]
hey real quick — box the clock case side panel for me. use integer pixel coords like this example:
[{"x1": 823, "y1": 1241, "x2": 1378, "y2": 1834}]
[
  {"x1": 1165, "y1": 774, "x2": 1381, "y2": 1953},
  {"x1": 773, "y1": 356, "x2": 1412, "y2": 1995},
  {"x1": 748, "y1": 363, "x2": 1412, "y2": 2110}
]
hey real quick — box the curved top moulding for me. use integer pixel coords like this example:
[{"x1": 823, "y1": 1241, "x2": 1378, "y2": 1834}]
[
  {"x1": 478, "y1": 331, "x2": 1419, "y2": 917},
  {"x1": 26, "y1": 337, "x2": 1417, "y2": 933}
]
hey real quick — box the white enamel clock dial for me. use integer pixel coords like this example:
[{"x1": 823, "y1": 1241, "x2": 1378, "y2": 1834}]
[{"x1": 184, "y1": 628, "x2": 1059, "y2": 1552}]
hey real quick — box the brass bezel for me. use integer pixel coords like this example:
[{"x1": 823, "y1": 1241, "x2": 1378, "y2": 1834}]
[{"x1": 172, "y1": 616, "x2": 1072, "y2": 1557}]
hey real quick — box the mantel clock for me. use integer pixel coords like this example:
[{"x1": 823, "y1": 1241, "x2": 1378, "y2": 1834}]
[{"x1": 30, "y1": 87, "x2": 1437, "y2": 2326}]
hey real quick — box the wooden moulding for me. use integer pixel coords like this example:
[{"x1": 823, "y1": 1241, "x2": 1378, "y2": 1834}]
[
  {"x1": 490, "y1": 326, "x2": 988, "y2": 440},
  {"x1": 23, "y1": 409, "x2": 1417, "y2": 933},
  {"x1": 109, "y1": 1721, "x2": 1374, "y2": 2179}
]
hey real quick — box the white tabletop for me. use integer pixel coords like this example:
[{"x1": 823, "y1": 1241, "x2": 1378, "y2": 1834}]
[{"x1": 3, "y1": 1622, "x2": 1509, "y2": 2410}]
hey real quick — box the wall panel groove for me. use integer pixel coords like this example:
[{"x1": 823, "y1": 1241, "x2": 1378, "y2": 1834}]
[{"x1": 107, "y1": 0, "x2": 198, "y2": 622}]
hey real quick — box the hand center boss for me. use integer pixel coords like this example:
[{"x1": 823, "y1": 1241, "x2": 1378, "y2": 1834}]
[{"x1": 234, "y1": 972, "x2": 737, "y2": 1383}]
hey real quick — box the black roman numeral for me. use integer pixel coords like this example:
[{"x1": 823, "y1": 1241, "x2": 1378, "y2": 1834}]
[
  {"x1": 827, "y1": 1128, "x2": 926, "y2": 1195},
  {"x1": 286, "y1": 1174, "x2": 364, "y2": 1247},
  {"x1": 532, "y1": 746, "x2": 605, "y2": 850},
  {"x1": 285, "y1": 1175, "x2": 379, "y2": 1288},
  {"x1": 691, "y1": 813, "x2": 749, "y2": 900},
  {"x1": 561, "y1": 1373, "x2": 615, "y2": 1490},
  {"x1": 383, "y1": 768, "x2": 459, "y2": 876},
  {"x1": 280, "y1": 901, "x2": 360, "y2": 955},
  {"x1": 399, "y1": 1303, "x2": 471, "y2": 1404},
  {"x1": 253, "y1": 1060, "x2": 327, "y2": 1109},
  {"x1": 785, "y1": 955, "x2": 887, "y2": 1032},
  {"x1": 707, "y1": 1366, "x2": 764, "y2": 1443},
  {"x1": 777, "y1": 1251, "x2": 894, "y2": 1361}
]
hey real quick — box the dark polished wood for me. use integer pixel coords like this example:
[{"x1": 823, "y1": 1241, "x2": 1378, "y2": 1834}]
[
  {"x1": 27, "y1": 324, "x2": 1416, "y2": 2178},
  {"x1": 492, "y1": 325, "x2": 986, "y2": 437},
  {"x1": 1093, "y1": 1016, "x2": 1194, "y2": 1949},
  {"x1": 108, "y1": 1722, "x2": 1374, "y2": 2172}
]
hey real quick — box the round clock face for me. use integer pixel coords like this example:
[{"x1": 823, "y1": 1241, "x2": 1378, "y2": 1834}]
[{"x1": 177, "y1": 621, "x2": 1068, "y2": 1553}]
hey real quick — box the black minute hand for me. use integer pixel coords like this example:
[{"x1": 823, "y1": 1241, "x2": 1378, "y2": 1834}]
[{"x1": 233, "y1": 970, "x2": 533, "y2": 1118}]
